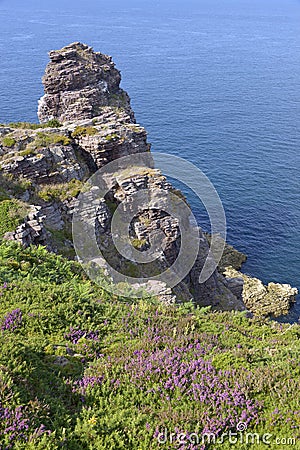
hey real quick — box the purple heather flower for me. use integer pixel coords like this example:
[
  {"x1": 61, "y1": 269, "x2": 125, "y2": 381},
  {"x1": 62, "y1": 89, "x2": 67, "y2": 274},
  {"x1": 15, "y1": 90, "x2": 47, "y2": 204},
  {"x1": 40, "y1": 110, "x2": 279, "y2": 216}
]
[
  {"x1": 0, "y1": 402, "x2": 49, "y2": 448},
  {"x1": 1, "y1": 309, "x2": 23, "y2": 332},
  {"x1": 73, "y1": 375, "x2": 104, "y2": 394},
  {"x1": 64, "y1": 326, "x2": 100, "y2": 344}
]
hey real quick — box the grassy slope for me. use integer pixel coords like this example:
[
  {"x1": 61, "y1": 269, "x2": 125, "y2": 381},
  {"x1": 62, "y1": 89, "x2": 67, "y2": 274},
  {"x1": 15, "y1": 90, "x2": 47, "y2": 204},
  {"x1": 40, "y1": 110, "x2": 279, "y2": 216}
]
[{"x1": 0, "y1": 242, "x2": 299, "y2": 449}]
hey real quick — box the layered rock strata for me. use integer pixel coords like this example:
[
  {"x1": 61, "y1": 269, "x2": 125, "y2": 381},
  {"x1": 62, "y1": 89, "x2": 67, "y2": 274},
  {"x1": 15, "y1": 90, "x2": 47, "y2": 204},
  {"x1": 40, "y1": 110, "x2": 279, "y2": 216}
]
[
  {"x1": 3, "y1": 205, "x2": 48, "y2": 248},
  {"x1": 0, "y1": 42, "x2": 297, "y2": 315},
  {"x1": 223, "y1": 266, "x2": 297, "y2": 317},
  {"x1": 38, "y1": 42, "x2": 134, "y2": 123}
]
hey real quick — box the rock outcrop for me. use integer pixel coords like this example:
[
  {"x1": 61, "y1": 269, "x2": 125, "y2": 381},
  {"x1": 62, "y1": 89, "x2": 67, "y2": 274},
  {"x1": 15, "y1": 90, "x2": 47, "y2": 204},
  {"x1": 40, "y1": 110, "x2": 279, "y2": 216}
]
[
  {"x1": 38, "y1": 42, "x2": 134, "y2": 123},
  {"x1": 223, "y1": 266, "x2": 297, "y2": 317},
  {"x1": 3, "y1": 205, "x2": 48, "y2": 248},
  {"x1": 205, "y1": 233, "x2": 247, "y2": 272},
  {"x1": 0, "y1": 42, "x2": 297, "y2": 316}
]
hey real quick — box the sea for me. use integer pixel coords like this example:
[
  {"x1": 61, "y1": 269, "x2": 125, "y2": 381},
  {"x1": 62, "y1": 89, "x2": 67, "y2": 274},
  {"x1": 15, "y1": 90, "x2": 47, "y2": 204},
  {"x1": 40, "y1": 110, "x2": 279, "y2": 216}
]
[{"x1": 0, "y1": 0, "x2": 299, "y2": 322}]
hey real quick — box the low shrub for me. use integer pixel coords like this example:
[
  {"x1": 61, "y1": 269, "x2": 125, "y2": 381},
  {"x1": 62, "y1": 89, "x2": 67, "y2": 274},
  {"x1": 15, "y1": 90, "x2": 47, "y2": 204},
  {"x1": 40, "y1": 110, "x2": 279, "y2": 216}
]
[
  {"x1": 1, "y1": 136, "x2": 16, "y2": 147},
  {"x1": 0, "y1": 199, "x2": 28, "y2": 238},
  {"x1": 131, "y1": 238, "x2": 148, "y2": 249},
  {"x1": 28, "y1": 132, "x2": 71, "y2": 150},
  {"x1": 5, "y1": 119, "x2": 62, "y2": 129},
  {"x1": 0, "y1": 242, "x2": 298, "y2": 449},
  {"x1": 104, "y1": 133, "x2": 119, "y2": 141},
  {"x1": 71, "y1": 126, "x2": 98, "y2": 138},
  {"x1": 37, "y1": 179, "x2": 83, "y2": 202}
]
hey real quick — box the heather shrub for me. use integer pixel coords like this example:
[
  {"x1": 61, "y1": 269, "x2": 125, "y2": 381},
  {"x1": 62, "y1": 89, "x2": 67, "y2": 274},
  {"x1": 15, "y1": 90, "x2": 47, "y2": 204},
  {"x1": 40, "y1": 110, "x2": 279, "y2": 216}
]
[{"x1": 0, "y1": 241, "x2": 298, "y2": 448}]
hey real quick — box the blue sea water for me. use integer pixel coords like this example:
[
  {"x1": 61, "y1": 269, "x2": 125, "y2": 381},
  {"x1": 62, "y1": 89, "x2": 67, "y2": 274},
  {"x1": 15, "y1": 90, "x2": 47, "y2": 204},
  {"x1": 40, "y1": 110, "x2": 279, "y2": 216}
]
[{"x1": 0, "y1": 0, "x2": 299, "y2": 321}]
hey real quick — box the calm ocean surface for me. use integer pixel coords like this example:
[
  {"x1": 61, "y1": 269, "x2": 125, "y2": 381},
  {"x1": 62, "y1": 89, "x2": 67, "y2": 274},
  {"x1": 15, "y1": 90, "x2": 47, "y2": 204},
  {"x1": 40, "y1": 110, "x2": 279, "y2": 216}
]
[{"x1": 0, "y1": 0, "x2": 299, "y2": 321}]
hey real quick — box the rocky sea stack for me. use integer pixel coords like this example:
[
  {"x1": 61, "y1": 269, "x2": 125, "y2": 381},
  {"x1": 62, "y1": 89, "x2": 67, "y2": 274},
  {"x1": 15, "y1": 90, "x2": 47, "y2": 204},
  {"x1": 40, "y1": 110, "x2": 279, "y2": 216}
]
[
  {"x1": 38, "y1": 42, "x2": 134, "y2": 123},
  {"x1": 0, "y1": 42, "x2": 297, "y2": 317}
]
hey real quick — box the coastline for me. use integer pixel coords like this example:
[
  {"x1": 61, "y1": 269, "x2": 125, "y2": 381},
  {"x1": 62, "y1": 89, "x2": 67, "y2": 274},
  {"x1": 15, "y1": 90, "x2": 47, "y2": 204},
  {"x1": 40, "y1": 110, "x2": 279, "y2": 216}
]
[
  {"x1": 0, "y1": 42, "x2": 298, "y2": 321},
  {"x1": 208, "y1": 235, "x2": 298, "y2": 320}
]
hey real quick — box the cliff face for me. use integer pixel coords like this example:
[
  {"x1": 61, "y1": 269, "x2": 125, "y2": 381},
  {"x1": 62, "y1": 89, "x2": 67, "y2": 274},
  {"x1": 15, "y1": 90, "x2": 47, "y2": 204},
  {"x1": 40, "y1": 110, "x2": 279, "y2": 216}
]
[
  {"x1": 38, "y1": 42, "x2": 134, "y2": 123},
  {"x1": 0, "y1": 42, "x2": 296, "y2": 315}
]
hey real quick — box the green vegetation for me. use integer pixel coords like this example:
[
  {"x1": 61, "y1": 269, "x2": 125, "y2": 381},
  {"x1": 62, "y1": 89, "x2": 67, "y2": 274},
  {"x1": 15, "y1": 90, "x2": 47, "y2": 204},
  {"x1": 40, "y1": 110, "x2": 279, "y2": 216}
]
[
  {"x1": 19, "y1": 148, "x2": 36, "y2": 157},
  {"x1": 105, "y1": 198, "x2": 117, "y2": 214},
  {"x1": 109, "y1": 92, "x2": 128, "y2": 108},
  {"x1": 104, "y1": 133, "x2": 120, "y2": 142},
  {"x1": 127, "y1": 124, "x2": 143, "y2": 133},
  {"x1": 0, "y1": 174, "x2": 32, "y2": 201},
  {"x1": 110, "y1": 106, "x2": 126, "y2": 118},
  {"x1": 27, "y1": 132, "x2": 71, "y2": 150},
  {"x1": 131, "y1": 237, "x2": 147, "y2": 249},
  {"x1": 37, "y1": 179, "x2": 84, "y2": 202},
  {"x1": 71, "y1": 126, "x2": 98, "y2": 138},
  {"x1": 2, "y1": 119, "x2": 62, "y2": 130},
  {"x1": 1, "y1": 136, "x2": 16, "y2": 148},
  {"x1": 0, "y1": 189, "x2": 9, "y2": 202},
  {"x1": 120, "y1": 260, "x2": 141, "y2": 278},
  {"x1": 46, "y1": 119, "x2": 62, "y2": 128},
  {"x1": 0, "y1": 199, "x2": 29, "y2": 238},
  {"x1": 137, "y1": 214, "x2": 152, "y2": 227},
  {"x1": 46, "y1": 227, "x2": 75, "y2": 259},
  {"x1": 0, "y1": 242, "x2": 299, "y2": 449}
]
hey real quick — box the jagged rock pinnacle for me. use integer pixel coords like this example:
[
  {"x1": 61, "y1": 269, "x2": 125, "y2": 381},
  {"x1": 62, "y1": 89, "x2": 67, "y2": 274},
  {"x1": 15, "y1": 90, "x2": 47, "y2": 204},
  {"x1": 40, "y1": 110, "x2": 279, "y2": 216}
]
[{"x1": 38, "y1": 42, "x2": 134, "y2": 123}]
